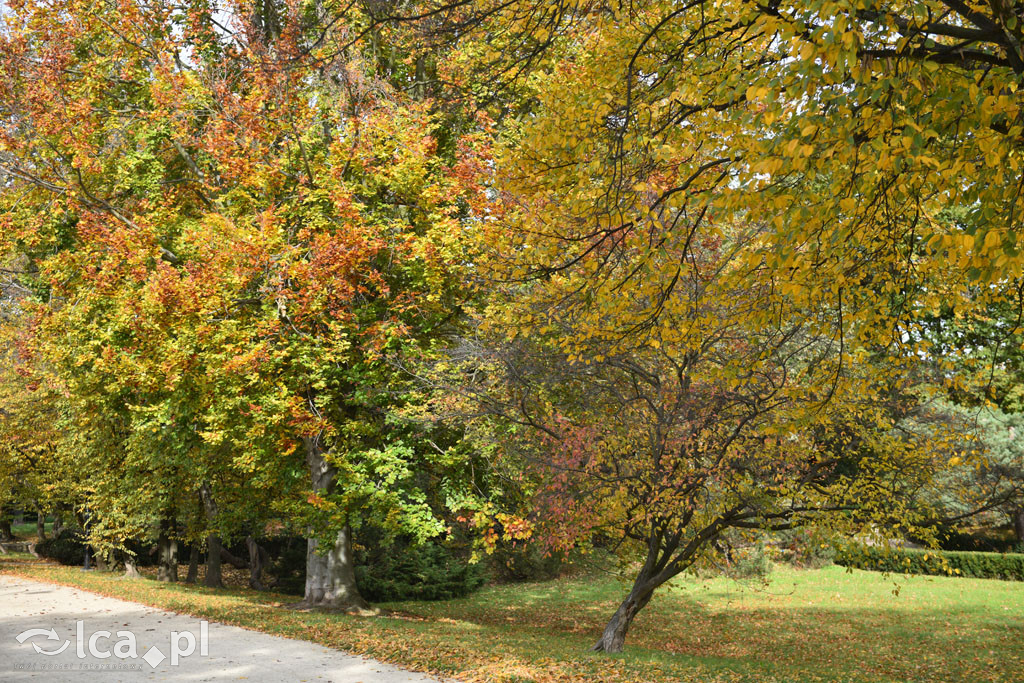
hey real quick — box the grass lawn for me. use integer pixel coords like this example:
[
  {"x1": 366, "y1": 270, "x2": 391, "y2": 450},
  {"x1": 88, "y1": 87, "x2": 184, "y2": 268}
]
[
  {"x1": 10, "y1": 520, "x2": 53, "y2": 539},
  {"x1": 1, "y1": 553, "x2": 1020, "y2": 682}
]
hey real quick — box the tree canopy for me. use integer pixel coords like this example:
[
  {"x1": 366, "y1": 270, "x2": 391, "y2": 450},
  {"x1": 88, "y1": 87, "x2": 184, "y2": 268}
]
[{"x1": 1, "y1": 0, "x2": 1020, "y2": 655}]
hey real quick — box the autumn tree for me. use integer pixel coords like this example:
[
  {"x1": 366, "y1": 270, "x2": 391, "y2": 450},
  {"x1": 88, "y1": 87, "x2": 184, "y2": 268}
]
[
  {"x1": 0, "y1": 0, "x2": 488, "y2": 606},
  {"x1": 399, "y1": 0, "x2": 1014, "y2": 651},
  {"x1": 412, "y1": 0, "x2": 1024, "y2": 447},
  {"x1": 446, "y1": 210, "x2": 945, "y2": 651},
  {"x1": 0, "y1": 254, "x2": 64, "y2": 542}
]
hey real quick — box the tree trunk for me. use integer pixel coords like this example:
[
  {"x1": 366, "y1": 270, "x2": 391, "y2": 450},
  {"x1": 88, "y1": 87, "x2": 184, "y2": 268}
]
[
  {"x1": 123, "y1": 554, "x2": 141, "y2": 579},
  {"x1": 36, "y1": 513, "x2": 46, "y2": 541},
  {"x1": 247, "y1": 535, "x2": 265, "y2": 590},
  {"x1": 304, "y1": 526, "x2": 369, "y2": 610},
  {"x1": 185, "y1": 544, "x2": 199, "y2": 583},
  {"x1": 414, "y1": 55, "x2": 426, "y2": 99},
  {"x1": 591, "y1": 539, "x2": 680, "y2": 654},
  {"x1": 205, "y1": 534, "x2": 223, "y2": 587},
  {"x1": 592, "y1": 578, "x2": 657, "y2": 653},
  {"x1": 302, "y1": 436, "x2": 370, "y2": 611},
  {"x1": 0, "y1": 508, "x2": 13, "y2": 541},
  {"x1": 52, "y1": 515, "x2": 62, "y2": 536},
  {"x1": 1014, "y1": 507, "x2": 1024, "y2": 542},
  {"x1": 157, "y1": 520, "x2": 179, "y2": 582},
  {"x1": 93, "y1": 548, "x2": 110, "y2": 572},
  {"x1": 199, "y1": 483, "x2": 223, "y2": 588}
]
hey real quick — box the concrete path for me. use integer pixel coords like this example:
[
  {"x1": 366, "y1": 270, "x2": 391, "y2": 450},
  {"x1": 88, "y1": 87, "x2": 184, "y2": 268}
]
[{"x1": 0, "y1": 575, "x2": 445, "y2": 682}]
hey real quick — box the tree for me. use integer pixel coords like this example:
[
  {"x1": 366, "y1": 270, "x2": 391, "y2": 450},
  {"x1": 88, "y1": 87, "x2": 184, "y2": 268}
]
[
  {"x1": 0, "y1": 0, "x2": 488, "y2": 606},
  {"x1": 443, "y1": 215, "x2": 940, "y2": 652},
  {"x1": 907, "y1": 272, "x2": 1024, "y2": 540},
  {"x1": 403, "y1": 1, "x2": 1024, "y2": 649},
  {"x1": 906, "y1": 400, "x2": 1024, "y2": 540},
  {"x1": 0, "y1": 251, "x2": 70, "y2": 544}
]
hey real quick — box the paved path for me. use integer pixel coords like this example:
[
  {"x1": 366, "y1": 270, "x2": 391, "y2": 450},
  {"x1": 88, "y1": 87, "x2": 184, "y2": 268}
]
[{"x1": 0, "y1": 575, "x2": 445, "y2": 682}]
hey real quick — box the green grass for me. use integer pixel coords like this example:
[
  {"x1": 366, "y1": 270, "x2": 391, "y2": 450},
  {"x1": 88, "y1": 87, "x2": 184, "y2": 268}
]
[
  {"x1": 1, "y1": 554, "x2": 1020, "y2": 682},
  {"x1": 10, "y1": 520, "x2": 53, "y2": 539}
]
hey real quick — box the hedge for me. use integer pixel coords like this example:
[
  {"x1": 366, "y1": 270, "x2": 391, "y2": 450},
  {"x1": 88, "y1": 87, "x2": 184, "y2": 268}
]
[{"x1": 835, "y1": 544, "x2": 1024, "y2": 581}]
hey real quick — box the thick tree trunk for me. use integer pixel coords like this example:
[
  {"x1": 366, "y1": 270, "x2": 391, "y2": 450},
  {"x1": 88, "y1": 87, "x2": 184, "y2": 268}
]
[
  {"x1": 35, "y1": 508, "x2": 46, "y2": 541},
  {"x1": 304, "y1": 526, "x2": 369, "y2": 610},
  {"x1": 1013, "y1": 507, "x2": 1024, "y2": 542},
  {"x1": 123, "y1": 554, "x2": 141, "y2": 579},
  {"x1": 591, "y1": 578, "x2": 656, "y2": 653},
  {"x1": 185, "y1": 545, "x2": 200, "y2": 583},
  {"x1": 205, "y1": 534, "x2": 223, "y2": 587},
  {"x1": 157, "y1": 520, "x2": 179, "y2": 582},
  {"x1": 301, "y1": 436, "x2": 370, "y2": 611},
  {"x1": 199, "y1": 483, "x2": 223, "y2": 588},
  {"x1": 0, "y1": 509, "x2": 13, "y2": 541},
  {"x1": 247, "y1": 535, "x2": 265, "y2": 590},
  {"x1": 52, "y1": 515, "x2": 62, "y2": 536}
]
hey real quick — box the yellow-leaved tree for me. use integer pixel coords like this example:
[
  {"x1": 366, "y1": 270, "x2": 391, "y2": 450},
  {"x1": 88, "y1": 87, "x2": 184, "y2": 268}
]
[{"x1": 418, "y1": 0, "x2": 1015, "y2": 651}]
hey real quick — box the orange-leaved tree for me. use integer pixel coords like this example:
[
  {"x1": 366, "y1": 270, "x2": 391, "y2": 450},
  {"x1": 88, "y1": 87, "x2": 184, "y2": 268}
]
[{"x1": 0, "y1": 0, "x2": 490, "y2": 606}]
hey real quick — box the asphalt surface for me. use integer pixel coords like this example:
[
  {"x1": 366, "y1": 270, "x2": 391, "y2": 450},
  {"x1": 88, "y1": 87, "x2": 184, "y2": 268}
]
[{"x1": 0, "y1": 575, "x2": 445, "y2": 682}]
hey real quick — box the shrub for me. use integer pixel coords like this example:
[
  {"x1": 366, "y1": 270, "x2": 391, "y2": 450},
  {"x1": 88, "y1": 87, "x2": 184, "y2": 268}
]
[
  {"x1": 36, "y1": 528, "x2": 159, "y2": 568},
  {"x1": 835, "y1": 544, "x2": 1024, "y2": 581},
  {"x1": 689, "y1": 541, "x2": 772, "y2": 580},
  {"x1": 248, "y1": 532, "x2": 488, "y2": 600},
  {"x1": 724, "y1": 541, "x2": 772, "y2": 580},
  {"x1": 35, "y1": 528, "x2": 88, "y2": 566},
  {"x1": 354, "y1": 536, "x2": 486, "y2": 602}
]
